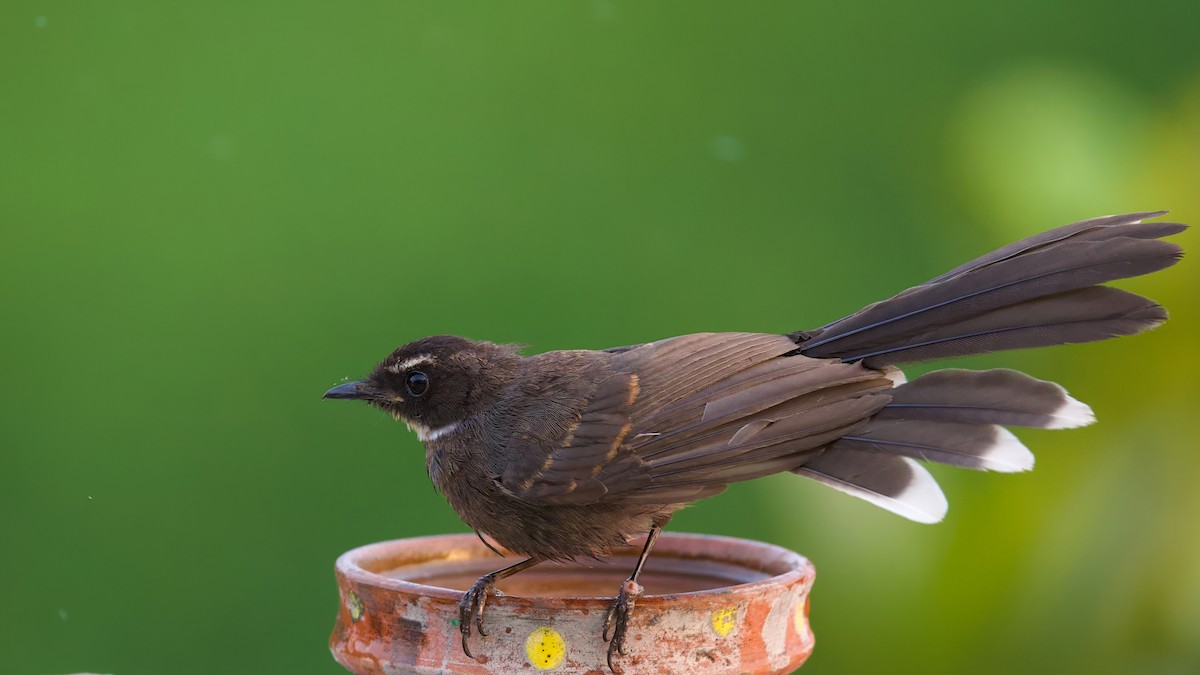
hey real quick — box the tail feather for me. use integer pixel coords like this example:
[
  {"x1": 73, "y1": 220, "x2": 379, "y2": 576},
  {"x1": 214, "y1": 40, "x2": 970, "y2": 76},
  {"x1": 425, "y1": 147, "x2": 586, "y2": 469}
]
[
  {"x1": 845, "y1": 286, "x2": 1166, "y2": 366},
  {"x1": 794, "y1": 450, "x2": 948, "y2": 524},
  {"x1": 925, "y1": 211, "x2": 1177, "y2": 284},
  {"x1": 796, "y1": 212, "x2": 1184, "y2": 365},
  {"x1": 835, "y1": 421, "x2": 1034, "y2": 473},
  {"x1": 875, "y1": 368, "x2": 1094, "y2": 429}
]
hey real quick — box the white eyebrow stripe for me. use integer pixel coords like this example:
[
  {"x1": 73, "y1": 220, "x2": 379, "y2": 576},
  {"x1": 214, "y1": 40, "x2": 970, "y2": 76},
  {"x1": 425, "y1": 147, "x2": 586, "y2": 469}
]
[{"x1": 387, "y1": 354, "x2": 435, "y2": 373}]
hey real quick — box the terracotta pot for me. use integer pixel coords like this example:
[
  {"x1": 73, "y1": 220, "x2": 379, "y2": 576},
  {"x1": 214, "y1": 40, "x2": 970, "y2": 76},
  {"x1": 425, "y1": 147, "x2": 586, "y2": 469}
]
[{"x1": 331, "y1": 532, "x2": 815, "y2": 674}]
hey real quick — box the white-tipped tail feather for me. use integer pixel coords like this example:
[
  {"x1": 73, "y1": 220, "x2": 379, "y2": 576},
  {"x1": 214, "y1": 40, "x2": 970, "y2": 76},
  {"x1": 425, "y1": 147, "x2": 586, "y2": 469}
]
[
  {"x1": 796, "y1": 450, "x2": 949, "y2": 524},
  {"x1": 878, "y1": 369, "x2": 1098, "y2": 431},
  {"x1": 882, "y1": 366, "x2": 908, "y2": 387},
  {"x1": 981, "y1": 426, "x2": 1035, "y2": 473},
  {"x1": 1044, "y1": 391, "x2": 1096, "y2": 429}
]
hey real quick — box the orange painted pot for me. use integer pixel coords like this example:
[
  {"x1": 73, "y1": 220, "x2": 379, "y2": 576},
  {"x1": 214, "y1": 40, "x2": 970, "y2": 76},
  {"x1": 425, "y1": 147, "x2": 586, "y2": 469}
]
[{"x1": 331, "y1": 532, "x2": 815, "y2": 674}]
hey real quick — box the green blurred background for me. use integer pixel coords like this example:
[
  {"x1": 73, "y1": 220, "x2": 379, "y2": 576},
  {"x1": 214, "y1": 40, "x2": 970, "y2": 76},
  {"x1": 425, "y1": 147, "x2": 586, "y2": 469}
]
[{"x1": 3, "y1": 2, "x2": 1198, "y2": 673}]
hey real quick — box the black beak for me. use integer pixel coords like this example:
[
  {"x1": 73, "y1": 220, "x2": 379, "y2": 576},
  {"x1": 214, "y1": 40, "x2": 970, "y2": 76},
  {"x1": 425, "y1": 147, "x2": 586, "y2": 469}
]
[{"x1": 323, "y1": 381, "x2": 373, "y2": 400}]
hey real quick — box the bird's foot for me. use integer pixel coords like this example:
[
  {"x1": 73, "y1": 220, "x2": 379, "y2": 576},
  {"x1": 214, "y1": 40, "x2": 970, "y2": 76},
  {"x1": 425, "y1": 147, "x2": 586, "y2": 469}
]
[
  {"x1": 458, "y1": 572, "x2": 500, "y2": 658},
  {"x1": 602, "y1": 578, "x2": 644, "y2": 673}
]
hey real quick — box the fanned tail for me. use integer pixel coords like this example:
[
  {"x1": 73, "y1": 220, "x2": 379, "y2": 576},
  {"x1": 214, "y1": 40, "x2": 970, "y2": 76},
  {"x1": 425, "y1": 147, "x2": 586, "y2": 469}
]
[{"x1": 786, "y1": 212, "x2": 1183, "y2": 523}]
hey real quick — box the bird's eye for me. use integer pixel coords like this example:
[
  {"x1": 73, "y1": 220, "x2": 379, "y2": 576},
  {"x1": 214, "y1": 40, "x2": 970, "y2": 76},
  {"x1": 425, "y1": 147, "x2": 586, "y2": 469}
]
[{"x1": 405, "y1": 371, "x2": 429, "y2": 397}]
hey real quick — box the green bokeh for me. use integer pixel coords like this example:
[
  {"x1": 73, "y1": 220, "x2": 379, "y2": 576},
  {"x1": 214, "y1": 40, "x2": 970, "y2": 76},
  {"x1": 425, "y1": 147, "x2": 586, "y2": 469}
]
[{"x1": 3, "y1": 2, "x2": 1198, "y2": 673}]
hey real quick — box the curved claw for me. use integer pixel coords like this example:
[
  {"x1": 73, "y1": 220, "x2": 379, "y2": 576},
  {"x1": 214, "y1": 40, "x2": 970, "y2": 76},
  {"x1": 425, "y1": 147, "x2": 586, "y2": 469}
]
[
  {"x1": 458, "y1": 588, "x2": 477, "y2": 658},
  {"x1": 461, "y1": 632, "x2": 474, "y2": 659},
  {"x1": 607, "y1": 641, "x2": 623, "y2": 674},
  {"x1": 605, "y1": 614, "x2": 631, "y2": 674},
  {"x1": 458, "y1": 573, "x2": 497, "y2": 659},
  {"x1": 602, "y1": 580, "x2": 643, "y2": 673}
]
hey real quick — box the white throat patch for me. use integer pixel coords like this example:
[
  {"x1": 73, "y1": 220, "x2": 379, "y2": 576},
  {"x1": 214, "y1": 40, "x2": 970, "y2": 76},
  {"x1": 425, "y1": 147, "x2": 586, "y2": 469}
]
[{"x1": 408, "y1": 420, "x2": 460, "y2": 442}]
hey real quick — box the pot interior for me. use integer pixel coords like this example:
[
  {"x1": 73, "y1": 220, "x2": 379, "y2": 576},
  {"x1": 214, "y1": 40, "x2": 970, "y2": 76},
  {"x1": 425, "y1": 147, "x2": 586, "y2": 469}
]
[{"x1": 359, "y1": 537, "x2": 782, "y2": 597}]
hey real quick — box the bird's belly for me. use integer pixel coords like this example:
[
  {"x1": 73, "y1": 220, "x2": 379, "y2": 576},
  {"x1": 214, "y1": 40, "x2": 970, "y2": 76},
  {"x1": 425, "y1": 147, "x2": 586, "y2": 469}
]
[
  {"x1": 480, "y1": 500, "x2": 668, "y2": 560},
  {"x1": 425, "y1": 429, "x2": 675, "y2": 560},
  {"x1": 436, "y1": 468, "x2": 668, "y2": 560}
]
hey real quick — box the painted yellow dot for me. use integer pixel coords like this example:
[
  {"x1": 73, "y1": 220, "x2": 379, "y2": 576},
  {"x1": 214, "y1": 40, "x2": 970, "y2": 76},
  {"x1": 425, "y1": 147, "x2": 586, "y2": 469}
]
[
  {"x1": 710, "y1": 606, "x2": 738, "y2": 637},
  {"x1": 346, "y1": 590, "x2": 364, "y2": 623},
  {"x1": 525, "y1": 626, "x2": 565, "y2": 670},
  {"x1": 794, "y1": 596, "x2": 810, "y2": 636}
]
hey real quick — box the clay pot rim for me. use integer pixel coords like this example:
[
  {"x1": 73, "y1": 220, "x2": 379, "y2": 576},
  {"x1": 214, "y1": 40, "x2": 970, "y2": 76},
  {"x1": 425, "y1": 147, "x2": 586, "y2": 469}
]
[{"x1": 336, "y1": 531, "x2": 812, "y2": 607}]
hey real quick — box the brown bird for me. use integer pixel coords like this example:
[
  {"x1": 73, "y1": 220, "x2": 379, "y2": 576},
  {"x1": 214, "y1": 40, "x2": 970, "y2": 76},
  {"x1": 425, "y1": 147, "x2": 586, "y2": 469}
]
[{"x1": 324, "y1": 211, "x2": 1184, "y2": 672}]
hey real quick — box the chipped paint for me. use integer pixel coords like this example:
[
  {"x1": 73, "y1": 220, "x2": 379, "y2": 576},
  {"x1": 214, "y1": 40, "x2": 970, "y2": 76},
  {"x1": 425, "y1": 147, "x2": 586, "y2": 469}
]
[
  {"x1": 761, "y1": 587, "x2": 804, "y2": 672},
  {"x1": 793, "y1": 597, "x2": 809, "y2": 638}
]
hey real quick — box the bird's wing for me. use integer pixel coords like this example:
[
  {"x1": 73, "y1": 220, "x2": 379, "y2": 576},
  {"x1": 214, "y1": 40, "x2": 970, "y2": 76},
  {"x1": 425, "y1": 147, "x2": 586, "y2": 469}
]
[{"x1": 499, "y1": 332, "x2": 894, "y2": 505}]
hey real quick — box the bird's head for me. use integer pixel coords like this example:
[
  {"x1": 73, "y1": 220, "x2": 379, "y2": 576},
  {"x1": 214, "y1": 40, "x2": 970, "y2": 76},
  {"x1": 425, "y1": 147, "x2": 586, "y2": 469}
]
[{"x1": 323, "y1": 335, "x2": 519, "y2": 439}]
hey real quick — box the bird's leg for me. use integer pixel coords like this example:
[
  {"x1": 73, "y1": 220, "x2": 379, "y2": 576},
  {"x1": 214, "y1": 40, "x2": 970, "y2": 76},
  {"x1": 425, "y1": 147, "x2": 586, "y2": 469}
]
[
  {"x1": 602, "y1": 526, "x2": 662, "y2": 673},
  {"x1": 459, "y1": 556, "x2": 542, "y2": 658}
]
